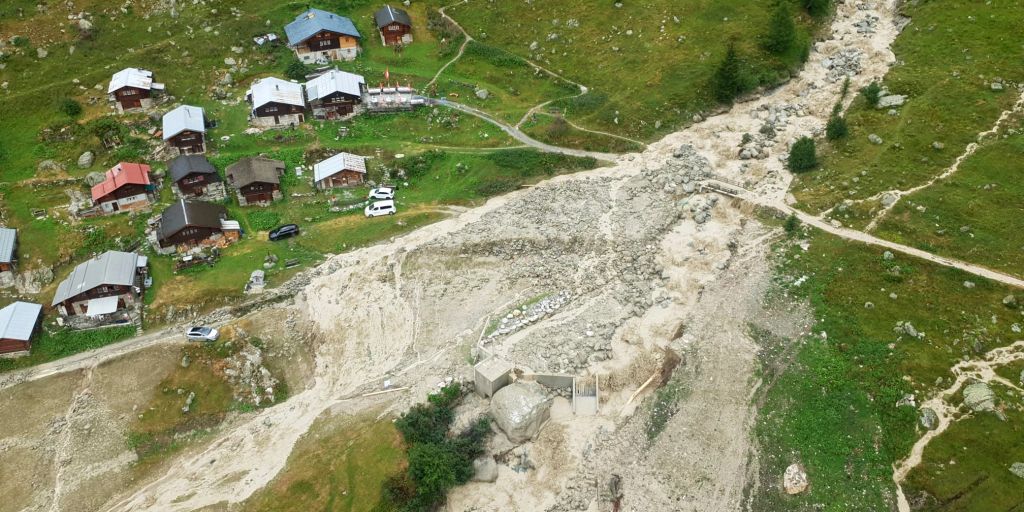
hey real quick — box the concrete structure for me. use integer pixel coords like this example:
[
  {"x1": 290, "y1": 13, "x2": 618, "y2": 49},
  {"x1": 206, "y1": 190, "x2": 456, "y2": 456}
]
[
  {"x1": 285, "y1": 8, "x2": 361, "y2": 64},
  {"x1": 51, "y1": 251, "x2": 146, "y2": 317},
  {"x1": 108, "y1": 68, "x2": 164, "y2": 112},
  {"x1": 306, "y1": 69, "x2": 366, "y2": 119},
  {"x1": 247, "y1": 77, "x2": 305, "y2": 128},
  {"x1": 162, "y1": 105, "x2": 207, "y2": 154},
  {"x1": 0, "y1": 227, "x2": 16, "y2": 272},
  {"x1": 474, "y1": 356, "x2": 513, "y2": 398},
  {"x1": 374, "y1": 5, "x2": 413, "y2": 46},
  {"x1": 0, "y1": 301, "x2": 42, "y2": 357},
  {"x1": 313, "y1": 152, "x2": 367, "y2": 189},
  {"x1": 90, "y1": 162, "x2": 154, "y2": 214}
]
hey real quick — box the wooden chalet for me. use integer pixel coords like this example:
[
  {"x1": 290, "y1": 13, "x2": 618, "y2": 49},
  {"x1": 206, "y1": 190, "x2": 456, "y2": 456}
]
[
  {"x1": 226, "y1": 157, "x2": 286, "y2": 206},
  {"x1": 91, "y1": 162, "x2": 154, "y2": 214},
  {"x1": 0, "y1": 302, "x2": 42, "y2": 357},
  {"x1": 157, "y1": 199, "x2": 239, "y2": 250},
  {"x1": 51, "y1": 251, "x2": 147, "y2": 317},
  {"x1": 162, "y1": 105, "x2": 207, "y2": 155},
  {"x1": 305, "y1": 69, "x2": 366, "y2": 119},
  {"x1": 374, "y1": 5, "x2": 413, "y2": 46},
  {"x1": 0, "y1": 227, "x2": 16, "y2": 273},
  {"x1": 284, "y1": 8, "x2": 362, "y2": 63},
  {"x1": 246, "y1": 77, "x2": 306, "y2": 128},
  {"x1": 107, "y1": 68, "x2": 164, "y2": 113},
  {"x1": 314, "y1": 153, "x2": 367, "y2": 189},
  {"x1": 169, "y1": 155, "x2": 226, "y2": 200}
]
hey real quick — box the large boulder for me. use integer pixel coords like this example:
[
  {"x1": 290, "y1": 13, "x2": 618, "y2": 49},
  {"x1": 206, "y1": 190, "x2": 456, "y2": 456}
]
[
  {"x1": 1011, "y1": 462, "x2": 1024, "y2": 479},
  {"x1": 78, "y1": 151, "x2": 94, "y2": 168},
  {"x1": 84, "y1": 171, "x2": 107, "y2": 186},
  {"x1": 490, "y1": 381, "x2": 552, "y2": 444},
  {"x1": 963, "y1": 382, "x2": 996, "y2": 413},
  {"x1": 919, "y1": 407, "x2": 938, "y2": 430},
  {"x1": 783, "y1": 463, "x2": 809, "y2": 494}
]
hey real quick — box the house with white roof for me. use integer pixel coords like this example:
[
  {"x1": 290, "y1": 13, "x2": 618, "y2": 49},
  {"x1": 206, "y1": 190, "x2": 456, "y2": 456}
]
[
  {"x1": 162, "y1": 105, "x2": 207, "y2": 155},
  {"x1": 314, "y1": 152, "x2": 367, "y2": 189},
  {"x1": 108, "y1": 68, "x2": 164, "y2": 112},
  {"x1": 284, "y1": 8, "x2": 362, "y2": 63},
  {"x1": 0, "y1": 301, "x2": 42, "y2": 357},
  {"x1": 51, "y1": 251, "x2": 148, "y2": 318},
  {"x1": 246, "y1": 77, "x2": 306, "y2": 128},
  {"x1": 305, "y1": 69, "x2": 366, "y2": 119}
]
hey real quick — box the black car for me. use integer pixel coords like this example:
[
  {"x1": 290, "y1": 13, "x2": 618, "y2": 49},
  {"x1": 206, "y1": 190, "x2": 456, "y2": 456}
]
[{"x1": 269, "y1": 224, "x2": 300, "y2": 241}]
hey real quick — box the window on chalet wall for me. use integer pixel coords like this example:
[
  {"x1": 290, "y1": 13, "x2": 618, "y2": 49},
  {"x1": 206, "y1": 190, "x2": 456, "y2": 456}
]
[{"x1": 319, "y1": 39, "x2": 332, "y2": 47}]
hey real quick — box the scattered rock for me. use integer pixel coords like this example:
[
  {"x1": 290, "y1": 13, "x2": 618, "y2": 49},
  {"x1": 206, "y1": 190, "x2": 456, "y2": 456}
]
[
  {"x1": 84, "y1": 171, "x2": 107, "y2": 186},
  {"x1": 1003, "y1": 295, "x2": 1017, "y2": 308},
  {"x1": 877, "y1": 94, "x2": 906, "y2": 108},
  {"x1": 37, "y1": 47, "x2": 48, "y2": 59},
  {"x1": 963, "y1": 382, "x2": 996, "y2": 412},
  {"x1": 883, "y1": 251, "x2": 895, "y2": 261},
  {"x1": 868, "y1": 133, "x2": 884, "y2": 145},
  {"x1": 37, "y1": 160, "x2": 64, "y2": 173},
  {"x1": 180, "y1": 355, "x2": 191, "y2": 368},
  {"x1": 919, "y1": 407, "x2": 938, "y2": 430},
  {"x1": 880, "y1": 192, "x2": 898, "y2": 207},
  {"x1": 471, "y1": 456, "x2": 499, "y2": 482},
  {"x1": 783, "y1": 463, "x2": 809, "y2": 495},
  {"x1": 77, "y1": 151, "x2": 94, "y2": 169},
  {"x1": 490, "y1": 381, "x2": 552, "y2": 444},
  {"x1": 931, "y1": 141, "x2": 945, "y2": 150},
  {"x1": 963, "y1": 281, "x2": 976, "y2": 289},
  {"x1": 182, "y1": 391, "x2": 196, "y2": 413},
  {"x1": 1011, "y1": 462, "x2": 1024, "y2": 479},
  {"x1": 475, "y1": 88, "x2": 489, "y2": 100}
]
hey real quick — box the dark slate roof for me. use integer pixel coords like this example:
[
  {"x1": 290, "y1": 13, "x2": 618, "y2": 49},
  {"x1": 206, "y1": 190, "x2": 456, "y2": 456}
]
[
  {"x1": 285, "y1": 8, "x2": 361, "y2": 46},
  {"x1": 374, "y1": 5, "x2": 412, "y2": 29},
  {"x1": 169, "y1": 155, "x2": 220, "y2": 183},
  {"x1": 159, "y1": 199, "x2": 228, "y2": 241},
  {"x1": 226, "y1": 157, "x2": 285, "y2": 189}
]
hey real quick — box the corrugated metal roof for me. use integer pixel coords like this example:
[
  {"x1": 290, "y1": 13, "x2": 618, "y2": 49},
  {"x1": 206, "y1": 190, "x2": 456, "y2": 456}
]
[
  {"x1": 52, "y1": 251, "x2": 141, "y2": 306},
  {"x1": 91, "y1": 162, "x2": 152, "y2": 202},
  {"x1": 0, "y1": 301, "x2": 41, "y2": 342},
  {"x1": 374, "y1": 5, "x2": 412, "y2": 29},
  {"x1": 313, "y1": 152, "x2": 367, "y2": 182},
  {"x1": 108, "y1": 68, "x2": 154, "y2": 93},
  {"x1": 284, "y1": 8, "x2": 361, "y2": 46},
  {"x1": 85, "y1": 296, "x2": 120, "y2": 317},
  {"x1": 247, "y1": 77, "x2": 305, "y2": 109},
  {"x1": 305, "y1": 69, "x2": 366, "y2": 102},
  {"x1": 162, "y1": 105, "x2": 206, "y2": 140},
  {"x1": 0, "y1": 227, "x2": 15, "y2": 264}
]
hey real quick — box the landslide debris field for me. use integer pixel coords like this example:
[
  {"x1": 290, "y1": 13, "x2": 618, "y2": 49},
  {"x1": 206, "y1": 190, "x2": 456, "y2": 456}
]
[{"x1": 2, "y1": 1, "x2": 1024, "y2": 511}]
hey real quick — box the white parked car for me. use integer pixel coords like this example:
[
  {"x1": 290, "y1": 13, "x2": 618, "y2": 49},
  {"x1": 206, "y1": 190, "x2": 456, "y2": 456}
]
[
  {"x1": 368, "y1": 187, "x2": 395, "y2": 200},
  {"x1": 365, "y1": 200, "x2": 397, "y2": 218},
  {"x1": 186, "y1": 326, "x2": 219, "y2": 342}
]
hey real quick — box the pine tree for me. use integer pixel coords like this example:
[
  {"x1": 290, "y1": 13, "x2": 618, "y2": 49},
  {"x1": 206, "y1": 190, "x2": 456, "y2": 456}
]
[
  {"x1": 826, "y1": 115, "x2": 848, "y2": 140},
  {"x1": 712, "y1": 43, "x2": 743, "y2": 103},
  {"x1": 788, "y1": 136, "x2": 818, "y2": 172},
  {"x1": 764, "y1": 4, "x2": 796, "y2": 54}
]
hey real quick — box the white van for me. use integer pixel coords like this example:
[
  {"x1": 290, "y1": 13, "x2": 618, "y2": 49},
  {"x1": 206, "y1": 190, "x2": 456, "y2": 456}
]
[{"x1": 365, "y1": 200, "x2": 397, "y2": 218}]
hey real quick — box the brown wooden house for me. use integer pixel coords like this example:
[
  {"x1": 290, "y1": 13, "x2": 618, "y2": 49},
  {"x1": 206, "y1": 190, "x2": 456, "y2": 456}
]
[
  {"x1": 169, "y1": 155, "x2": 226, "y2": 200},
  {"x1": 91, "y1": 162, "x2": 154, "y2": 214},
  {"x1": 374, "y1": 5, "x2": 413, "y2": 46},
  {"x1": 0, "y1": 227, "x2": 16, "y2": 273},
  {"x1": 107, "y1": 68, "x2": 164, "y2": 113},
  {"x1": 0, "y1": 302, "x2": 42, "y2": 357},
  {"x1": 305, "y1": 69, "x2": 366, "y2": 119},
  {"x1": 226, "y1": 157, "x2": 286, "y2": 206},
  {"x1": 157, "y1": 199, "x2": 237, "y2": 249},
  {"x1": 162, "y1": 105, "x2": 207, "y2": 154},
  {"x1": 247, "y1": 77, "x2": 306, "y2": 128},
  {"x1": 51, "y1": 251, "x2": 146, "y2": 317},
  {"x1": 314, "y1": 152, "x2": 367, "y2": 189},
  {"x1": 284, "y1": 8, "x2": 362, "y2": 63}
]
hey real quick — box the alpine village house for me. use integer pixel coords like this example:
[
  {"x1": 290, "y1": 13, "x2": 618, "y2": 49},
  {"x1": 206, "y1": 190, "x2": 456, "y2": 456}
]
[
  {"x1": 162, "y1": 105, "x2": 207, "y2": 155},
  {"x1": 374, "y1": 5, "x2": 413, "y2": 47},
  {"x1": 157, "y1": 199, "x2": 240, "y2": 252},
  {"x1": 51, "y1": 251, "x2": 148, "y2": 318},
  {"x1": 226, "y1": 157, "x2": 286, "y2": 206},
  {"x1": 0, "y1": 227, "x2": 17, "y2": 273},
  {"x1": 91, "y1": 162, "x2": 155, "y2": 215},
  {"x1": 0, "y1": 301, "x2": 43, "y2": 357},
  {"x1": 247, "y1": 77, "x2": 306, "y2": 128},
  {"x1": 169, "y1": 155, "x2": 226, "y2": 200},
  {"x1": 306, "y1": 69, "x2": 367, "y2": 119},
  {"x1": 108, "y1": 68, "x2": 164, "y2": 113},
  {"x1": 284, "y1": 8, "x2": 362, "y2": 64},
  {"x1": 314, "y1": 152, "x2": 367, "y2": 189}
]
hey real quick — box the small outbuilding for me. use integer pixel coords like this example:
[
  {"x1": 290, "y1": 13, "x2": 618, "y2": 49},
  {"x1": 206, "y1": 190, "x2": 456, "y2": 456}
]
[
  {"x1": 169, "y1": 155, "x2": 226, "y2": 200},
  {"x1": 108, "y1": 68, "x2": 164, "y2": 113},
  {"x1": 374, "y1": 5, "x2": 413, "y2": 46},
  {"x1": 0, "y1": 301, "x2": 43, "y2": 357},
  {"x1": 91, "y1": 162, "x2": 154, "y2": 214},
  {"x1": 246, "y1": 77, "x2": 306, "y2": 128},
  {"x1": 51, "y1": 251, "x2": 147, "y2": 317},
  {"x1": 313, "y1": 152, "x2": 367, "y2": 189},
  {"x1": 0, "y1": 227, "x2": 17, "y2": 273},
  {"x1": 226, "y1": 157, "x2": 286, "y2": 206},
  {"x1": 157, "y1": 199, "x2": 238, "y2": 250},
  {"x1": 306, "y1": 69, "x2": 366, "y2": 119},
  {"x1": 162, "y1": 105, "x2": 207, "y2": 155},
  {"x1": 474, "y1": 356, "x2": 513, "y2": 398},
  {"x1": 284, "y1": 8, "x2": 362, "y2": 63}
]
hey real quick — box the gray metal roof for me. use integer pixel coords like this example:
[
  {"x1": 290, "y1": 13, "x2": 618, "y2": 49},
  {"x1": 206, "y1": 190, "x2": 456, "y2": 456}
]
[
  {"x1": 0, "y1": 301, "x2": 41, "y2": 342},
  {"x1": 284, "y1": 8, "x2": 361, "y2": 46},
  {"x1": 305, "y1": 69, "x2": 365, "y2": 102},
  {"x1": 0, "y1": 227, "x2": 15, "y2": 264},
  {"x1": 52, "y1": 251, "x2": 141, "y2": 306},
  {"x1": 374, "y1": 5, "x2": 412, "y2": 29},
  {"x1": 108, "y1": 68, "x2": 154, "y2": 93},
  {"x1": 158, "y1": 199, "x2": 228, "y2": 242},
  {"x1": 313, "y1": 152, "x2": 367, "y2": 182},
  {"x1": 162, "y1": 105, "x2": 205, "y2": 140},
  {"x1": 169, "y1": 155, "x2": 219, "y2": 183},
  {"x1": 247, "y1": 77, "x2": 305, "y2": 109}
]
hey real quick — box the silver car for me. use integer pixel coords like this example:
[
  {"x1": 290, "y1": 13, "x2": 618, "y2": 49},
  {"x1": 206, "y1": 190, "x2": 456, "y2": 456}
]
[{"x1": 186, "y1": 326, "x2": 219, "y2": 342}]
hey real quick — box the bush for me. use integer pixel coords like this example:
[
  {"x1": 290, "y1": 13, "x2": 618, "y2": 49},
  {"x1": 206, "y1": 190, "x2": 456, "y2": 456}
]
[
  {"x1": 803, "y1": 0, "x2": 832, "y2": 17},
  {"x1": 861, "y1": 81, "x2": 882, "y2": 108},
  {"x1": 788, "y1": 136, "x2": 818, "y2": 172},
  {"x1": 285, "y1": 59, "x2": 310, "y2": 81},
  {"x1": 404, "y1": 150, "x2": 447, "y2": 179},
  {"x1": 59, "y1": 98, "x2": 83, "y2": 118},
  {"x1": 825, "y1": 115, "x2": 848, "y2": 140},
  {"x1": 247, "y1": 211, "x2": 281, "y2": 232},
  {"x1": 784, "y1": 213, "x2": 801, "y2": 234},
  {"x1": 764, "y1": 4, "x2": 796, "y2": 54},
  {"x1": 712, "y1": 43, "x2": 744, "y2": 103}
]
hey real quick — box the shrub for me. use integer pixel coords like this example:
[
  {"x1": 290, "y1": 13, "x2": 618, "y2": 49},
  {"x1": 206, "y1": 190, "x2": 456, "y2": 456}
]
[
  {"x1": 803, "y1": 0, "x2": 832, "y2": 17},
  {"x1": 764, "y1": 4, "x2": 796, "y2": 54},
  {"x1": 247, "y1": 211, "x2": 282, "y2": 231},
  {"x1": 59, "y1": 98, "x2": 83, "y2": 118},
  {"x1": 861, "y1": 81, "x2": 882, "y2": 108},
  {"x1": 826, "y1": 115, "x2": 848, "y2": 140},
  {"x1": 788, "y1": 136, "x2": 818, "y2": 172},
  {"x1": 784, "y1": 213, "x2": 801, "y2": 234},
  {"x1": 840, "y1": 76, "x2": 851, "y2": 99},
  {"x1": 712, "y1": 43, "x2": 744, "y2": 103},
  {"x1": 285, "y1": 60, "x2": 310, "y2": 81},
  {"x1": 404, "y1": 150, "x2": 447, "y2": 179},
  {"x1": 547, "y1": 116, "x2": 570, "y2": 139}
]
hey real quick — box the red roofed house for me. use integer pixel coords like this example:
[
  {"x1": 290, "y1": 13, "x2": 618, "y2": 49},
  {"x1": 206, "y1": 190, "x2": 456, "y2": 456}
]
[{"x1": 91, "y1": 163, "x2": 155, "y2": 215}]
